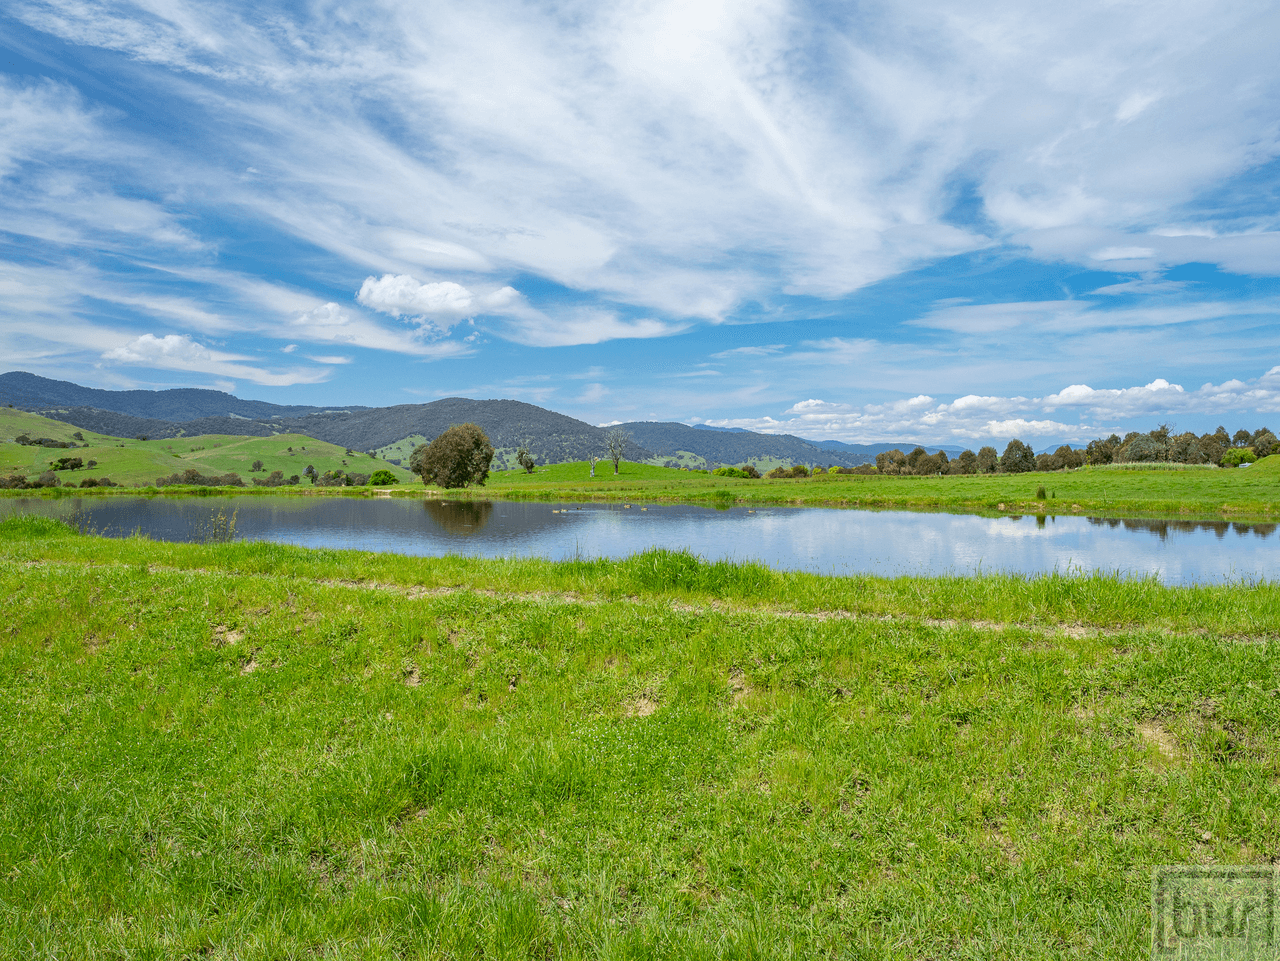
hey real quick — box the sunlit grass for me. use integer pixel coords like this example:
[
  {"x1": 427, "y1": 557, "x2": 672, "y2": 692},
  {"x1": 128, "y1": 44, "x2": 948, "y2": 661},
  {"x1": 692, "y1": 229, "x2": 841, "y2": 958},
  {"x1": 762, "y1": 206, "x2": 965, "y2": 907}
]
[{"x1": 2, "y1": 521, "x2": 1279, "y2": 957}]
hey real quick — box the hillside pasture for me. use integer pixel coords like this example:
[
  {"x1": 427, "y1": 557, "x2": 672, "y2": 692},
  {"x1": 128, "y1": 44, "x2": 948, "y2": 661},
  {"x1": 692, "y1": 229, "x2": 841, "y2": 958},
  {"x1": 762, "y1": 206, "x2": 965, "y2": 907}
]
[{"x1": 1, "y1": 410, "x2": 415, "y2": 487}]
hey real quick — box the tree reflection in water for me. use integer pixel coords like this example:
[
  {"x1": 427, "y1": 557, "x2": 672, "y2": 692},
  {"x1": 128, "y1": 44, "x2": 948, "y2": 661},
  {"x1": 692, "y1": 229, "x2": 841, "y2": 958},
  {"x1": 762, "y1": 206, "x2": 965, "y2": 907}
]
[
  {"x1": 1083, "y1": 516, "x2": 1277, "y2": 541},
  {"x1": 423, "y1": 499, "x2": 493, "y2": 535}
]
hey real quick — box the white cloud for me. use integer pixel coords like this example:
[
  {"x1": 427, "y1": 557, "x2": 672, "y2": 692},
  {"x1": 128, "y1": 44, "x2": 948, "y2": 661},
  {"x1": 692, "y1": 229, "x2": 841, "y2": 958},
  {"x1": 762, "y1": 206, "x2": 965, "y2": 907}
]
[
  {"x1": 357, "y1": 275, "x2": 478, "y2": 326},
  {"x1": 1091, "y1": 246, "x2": 1156, "y2": 262},
  {"x1": 711, "y1": 344, "x2": 787, "y2": 358},
  {"x1": 697, "y1": 369, "x2": 1280, "y2": 444},
  {"x1": 101, "y1": 333, "x2": 330, "y2": 386},
  {"x1": 499, "y1": 309, "x2": 688, "y2": 348}
]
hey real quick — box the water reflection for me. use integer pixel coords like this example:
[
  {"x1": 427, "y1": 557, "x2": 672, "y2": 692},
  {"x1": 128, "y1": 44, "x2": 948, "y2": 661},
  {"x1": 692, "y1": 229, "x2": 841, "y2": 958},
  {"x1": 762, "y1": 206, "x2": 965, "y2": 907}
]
[
  {"x1": 423, "y1": 499, "x2": 493, "y2": 535},
  {"x1": 2, "y1": 496, "x2": 1276, "y2": 584},
  {"x1": 1085, "y1": 516, "x2": 1278, "y2": 540}
]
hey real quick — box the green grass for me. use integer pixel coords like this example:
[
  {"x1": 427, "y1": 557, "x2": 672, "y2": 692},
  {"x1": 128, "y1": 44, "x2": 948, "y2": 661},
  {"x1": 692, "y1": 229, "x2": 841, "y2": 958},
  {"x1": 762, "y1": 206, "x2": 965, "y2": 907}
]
[
  {"x1": 2, "y1": 519, "x2": 1279, "y2": 958},
  {"x1": 1, "y1": 409, "x2": 416, "y2": 487},
  {"x1": 475, "y1": 458, "x2": 1280, "y2": 521}
]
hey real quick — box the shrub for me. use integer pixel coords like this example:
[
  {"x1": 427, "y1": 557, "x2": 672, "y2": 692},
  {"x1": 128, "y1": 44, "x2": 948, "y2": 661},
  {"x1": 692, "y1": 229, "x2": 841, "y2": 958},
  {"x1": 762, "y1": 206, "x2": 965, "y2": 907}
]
[
  {"x1": 409, "y1": 424, "x2": 495, "y2": 489},
  {"x1": 369, "y1": 469, "x2": 397, "y2": 485},
  {"x1": 315, "y1": 470, "x2": 348, "y2": 487},
  {"x1": 516, "y1": 444, "x2": 536, "y2": 474},
  {"x1": 712, "y1": 466, "x2": 756, "y2": 478},
  {"x1": 1221, "y1": 448, "x2": 1258, "y2": 467},
  {"x1": 72, "y1": 431, "x2": 84, "y2": 441},
  {"x1": 35, "y1": 471, "x2": 60, "y2": 488},
  {"x1": 0, "y1": 474, "x2": 29, "y2": 489},
  {"x1": 1036, "y1": 484, "x2": 1047, "y2": 500},
  {"x1": 252, "y1": 470, "x2": 289, "y2": 487},
  {"x1": 251, "y1": 459, "x2": 265, "y2": 472},
  {"x1": 50, "y1": 457, "x2": 83, "y2": 471},
  {"x1": 765, "y1": 465, "x2": 810, "y2": 479},
  {"x1": 79, "y1": 478, "x2": 98, "y2": 488},
  {"x1": 86, "y1": 460, "x2": 97, "y2": 468},
  {"x1": 346, "y1": 472, "x2": 370, "y2": 486}
]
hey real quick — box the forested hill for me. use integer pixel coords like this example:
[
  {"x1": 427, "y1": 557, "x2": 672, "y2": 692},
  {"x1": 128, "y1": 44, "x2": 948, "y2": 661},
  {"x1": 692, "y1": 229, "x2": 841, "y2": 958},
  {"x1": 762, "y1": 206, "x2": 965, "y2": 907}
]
[
  {"x1": 2, "y1": 371, "x2": 955, "y2": 468},
  {"x1": 0, "y1": 371, "x2": 355, "y2": 421},
  {"x1": 619, "y1": 422, "x2": 958, "y2": 468},
  {"x1": 264, "y1": 400, "x2": 652, "y2": 464}
]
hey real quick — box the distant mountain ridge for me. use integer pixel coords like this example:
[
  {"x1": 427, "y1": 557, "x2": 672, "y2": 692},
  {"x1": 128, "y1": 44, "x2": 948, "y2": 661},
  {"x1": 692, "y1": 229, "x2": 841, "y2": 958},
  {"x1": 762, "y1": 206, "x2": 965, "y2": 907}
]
[
  {"x1": 0, "y1": 370, "x2": 359, "y2": 421},
  {"x1": 1, "y1": 371, "x2": 977, "y2": 469}
]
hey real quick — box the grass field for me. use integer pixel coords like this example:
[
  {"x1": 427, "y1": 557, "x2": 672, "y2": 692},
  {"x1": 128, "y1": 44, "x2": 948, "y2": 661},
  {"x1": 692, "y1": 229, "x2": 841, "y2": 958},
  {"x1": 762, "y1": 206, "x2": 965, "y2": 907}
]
[
  {"x1": 2, "y1": 516, "x2": 1279, "y2": 958},
  {"x1": 0, "y1": 408, "x2": 416, "y2": 487},
  {"x1": 477, "y1": 457, "x2": 1280, "y2": 521}
]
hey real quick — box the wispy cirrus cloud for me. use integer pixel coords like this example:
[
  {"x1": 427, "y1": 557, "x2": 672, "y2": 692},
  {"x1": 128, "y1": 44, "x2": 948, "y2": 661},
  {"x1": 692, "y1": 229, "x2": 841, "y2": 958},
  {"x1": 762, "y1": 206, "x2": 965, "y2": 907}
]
[{"x1": 101, "y1": 333, "x2": 330, "y2": 386}]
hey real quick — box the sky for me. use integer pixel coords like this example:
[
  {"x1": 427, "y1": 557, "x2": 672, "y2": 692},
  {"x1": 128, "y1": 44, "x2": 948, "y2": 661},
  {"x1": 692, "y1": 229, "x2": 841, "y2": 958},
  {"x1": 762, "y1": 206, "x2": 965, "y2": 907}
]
[{"x1": 2, "y1": 0, "x2": 1279, "y2": 446}]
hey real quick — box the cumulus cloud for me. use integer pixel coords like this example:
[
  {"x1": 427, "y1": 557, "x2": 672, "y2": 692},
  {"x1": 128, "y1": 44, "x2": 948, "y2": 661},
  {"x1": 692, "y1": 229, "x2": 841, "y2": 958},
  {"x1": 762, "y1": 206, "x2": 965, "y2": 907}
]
[
  {"x1": 699, "y1": 369, "x2": 1280, "y2": 444},
  {"x1": 101, "y1": 333, "x2": 330, "y2": 386},
  {"x1": 355, "y1": 274, "x2": 523, "y2": 332}
]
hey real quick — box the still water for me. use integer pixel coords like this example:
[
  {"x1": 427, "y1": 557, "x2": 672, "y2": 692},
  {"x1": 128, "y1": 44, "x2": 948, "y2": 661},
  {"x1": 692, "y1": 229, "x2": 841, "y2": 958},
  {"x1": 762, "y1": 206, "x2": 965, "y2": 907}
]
[{"x1": 2, "y1": 496, "x2": 1276, "y2": 584}]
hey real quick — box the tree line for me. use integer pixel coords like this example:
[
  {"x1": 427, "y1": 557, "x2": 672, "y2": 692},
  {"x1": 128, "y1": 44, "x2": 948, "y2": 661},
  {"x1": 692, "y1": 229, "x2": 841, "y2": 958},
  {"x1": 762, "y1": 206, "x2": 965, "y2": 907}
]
[{"x1": 872, "y1": 425, "x2": 1278, "y2": 476}]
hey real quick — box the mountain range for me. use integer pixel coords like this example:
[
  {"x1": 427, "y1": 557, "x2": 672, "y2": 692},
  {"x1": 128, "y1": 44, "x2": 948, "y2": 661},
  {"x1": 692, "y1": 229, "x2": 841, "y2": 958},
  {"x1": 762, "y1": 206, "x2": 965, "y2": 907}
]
[{"x1": 0, "y1": 371, "x2": 977, "y2": 469}]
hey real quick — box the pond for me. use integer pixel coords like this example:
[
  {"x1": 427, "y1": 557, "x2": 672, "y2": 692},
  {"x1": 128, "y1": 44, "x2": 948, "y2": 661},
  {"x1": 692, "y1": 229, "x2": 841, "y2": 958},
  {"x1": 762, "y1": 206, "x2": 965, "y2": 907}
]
[{"x1": 2, "y1": 495, "x2": 1276, "y2": 584}]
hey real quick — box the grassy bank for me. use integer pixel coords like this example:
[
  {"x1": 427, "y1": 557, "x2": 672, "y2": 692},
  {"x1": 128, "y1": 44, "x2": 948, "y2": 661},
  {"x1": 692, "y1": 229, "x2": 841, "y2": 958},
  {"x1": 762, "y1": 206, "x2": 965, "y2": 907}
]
[
  {"x1": 3, "y1": 518, "x2": 1279, "y2": 958},
  {"x1": 10, "y1": 456, "x2": 1278, "y2": 524}
]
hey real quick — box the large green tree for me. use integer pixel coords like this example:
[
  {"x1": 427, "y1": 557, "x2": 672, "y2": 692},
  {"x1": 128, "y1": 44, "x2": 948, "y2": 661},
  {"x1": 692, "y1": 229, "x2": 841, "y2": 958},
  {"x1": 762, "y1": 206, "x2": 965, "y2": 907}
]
[
  {"x1": 999, "y1": 439, "x2": 1036, "y2": 473},
  {"x1": 410, "y1": 424, "x2": 495, "y2": 489}
]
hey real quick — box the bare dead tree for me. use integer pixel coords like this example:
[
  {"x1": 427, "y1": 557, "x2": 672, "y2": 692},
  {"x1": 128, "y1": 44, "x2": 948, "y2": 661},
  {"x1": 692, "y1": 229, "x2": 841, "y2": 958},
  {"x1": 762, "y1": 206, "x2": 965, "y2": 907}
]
[{"x1": 605, "y1": 428, "x2": 630, "y2": 475}]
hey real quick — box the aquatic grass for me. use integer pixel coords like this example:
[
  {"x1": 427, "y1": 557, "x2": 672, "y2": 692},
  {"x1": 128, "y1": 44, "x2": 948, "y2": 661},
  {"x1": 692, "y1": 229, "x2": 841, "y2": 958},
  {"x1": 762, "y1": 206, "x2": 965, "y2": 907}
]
[{"x1": 3, "y1": 526, "x2": 1279, "y2": 634}]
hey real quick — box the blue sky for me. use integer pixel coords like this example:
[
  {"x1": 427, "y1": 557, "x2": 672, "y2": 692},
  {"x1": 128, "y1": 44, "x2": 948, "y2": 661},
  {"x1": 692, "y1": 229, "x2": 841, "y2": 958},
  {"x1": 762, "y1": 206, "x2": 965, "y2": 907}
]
[{"x1": 2, "y1": 0, "x2": 1279, "y2": 445}]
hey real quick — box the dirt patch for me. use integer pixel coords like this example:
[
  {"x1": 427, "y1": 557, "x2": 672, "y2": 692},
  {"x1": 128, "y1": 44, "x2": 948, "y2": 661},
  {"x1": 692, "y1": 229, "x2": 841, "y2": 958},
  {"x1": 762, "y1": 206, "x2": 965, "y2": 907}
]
[
  {"x1": 1138, "y1": 721, "x2": 1180, "y2": 761},
  {"x1": 240, "y1": 651, "x2": 258, "y2": 675},
  {"x1": 728, "y1": 667, "x2": 752, "y2": 705},
  {"x1": 212, "y1": 624, "x2": 243, "y2": 646},
  {"x1": 985, "y1": 823, "x2": 1021, "y2": 865},
  {"x1": 628, "y1": 696, "x2": 658, "y2": 718},
  {"x1": 404, "y1": 665, "x2": 420, "y2": 687}
]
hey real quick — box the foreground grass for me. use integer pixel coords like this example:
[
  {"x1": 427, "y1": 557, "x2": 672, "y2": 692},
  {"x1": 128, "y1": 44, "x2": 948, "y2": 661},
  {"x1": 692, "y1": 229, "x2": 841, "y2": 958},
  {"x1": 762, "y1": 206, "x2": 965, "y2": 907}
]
[{"x1": 3, "y1": 516, "x2": 1279, "y2": 959}]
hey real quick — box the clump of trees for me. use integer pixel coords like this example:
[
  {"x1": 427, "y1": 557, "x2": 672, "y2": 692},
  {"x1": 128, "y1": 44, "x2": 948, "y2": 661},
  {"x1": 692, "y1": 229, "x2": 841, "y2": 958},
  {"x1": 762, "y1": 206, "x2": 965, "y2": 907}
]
[
  {"x1": 314, "y1": 470, "x2": 370, "y2": 487},
  {"x1": 409, "y1": 424, "x2": 495, "y2": 488},
  {"x1": 156, "y1": 469, "x2": 245, "y2": 487},
  {"x1": 712, "y1": 465, "x2": 761, "y2": 478},
  {"x1": 14, "y1": 435, "x2": 77, "y2": 449},
  {"x1": 251, "y1": 470, "x2": 301, "y2": 487},
  {"x1": 1084, "y1": 425, "x2": 1276, "y2": 467},
  {"x1": 369, "y1": 469, "x2": 397, "y2": 485},
  {"x1": 49, "y1": 456, "x2": 84, "y2": 471},
  {"x1": 766, "y1": 464, "x2": 810, "y2": 478},
  {"x1": 0, "y1": 471, "x2": 63, "y2": 489}
]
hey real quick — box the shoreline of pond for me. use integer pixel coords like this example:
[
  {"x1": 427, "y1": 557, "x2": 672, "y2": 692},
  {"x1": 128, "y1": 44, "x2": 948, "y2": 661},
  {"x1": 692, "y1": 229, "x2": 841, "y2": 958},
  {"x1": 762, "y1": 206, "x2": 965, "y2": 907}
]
[{"x1": 2, "y1": 482, "x2": 1279, "y2": 526}]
